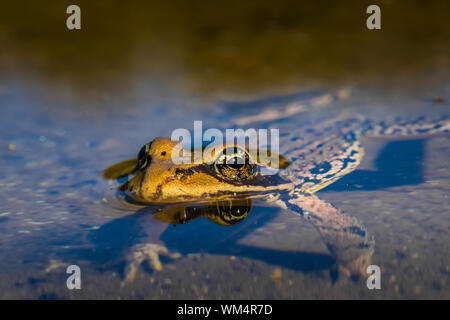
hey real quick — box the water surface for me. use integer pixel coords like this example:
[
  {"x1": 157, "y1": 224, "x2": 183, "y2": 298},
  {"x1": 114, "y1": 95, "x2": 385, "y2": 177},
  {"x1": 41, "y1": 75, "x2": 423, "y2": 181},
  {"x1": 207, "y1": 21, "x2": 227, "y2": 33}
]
[{"x1": 0, "y1": 0, "x2": 449, "y2": 299}]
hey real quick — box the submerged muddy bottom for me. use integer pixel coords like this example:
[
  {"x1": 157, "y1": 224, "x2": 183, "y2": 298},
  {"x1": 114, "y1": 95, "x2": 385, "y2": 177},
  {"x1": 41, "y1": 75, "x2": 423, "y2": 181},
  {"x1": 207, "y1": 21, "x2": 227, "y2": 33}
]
[{"x1": 0, "y1": 83, "x2": 449, "y2": 299}]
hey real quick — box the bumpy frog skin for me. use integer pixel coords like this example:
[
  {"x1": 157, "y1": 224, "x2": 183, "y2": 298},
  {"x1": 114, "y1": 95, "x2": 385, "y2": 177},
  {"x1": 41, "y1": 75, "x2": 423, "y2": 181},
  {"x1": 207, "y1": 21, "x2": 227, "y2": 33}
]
[{"x1": 103, "y1": 90, "x2": 450, "y2": 283}]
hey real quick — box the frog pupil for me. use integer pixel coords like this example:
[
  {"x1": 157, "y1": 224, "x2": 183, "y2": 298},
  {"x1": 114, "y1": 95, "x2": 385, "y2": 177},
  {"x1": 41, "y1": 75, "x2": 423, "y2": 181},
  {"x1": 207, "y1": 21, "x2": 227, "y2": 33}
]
[{"x1": 226, "y1": 156, "x2": 245, "y2": 170}]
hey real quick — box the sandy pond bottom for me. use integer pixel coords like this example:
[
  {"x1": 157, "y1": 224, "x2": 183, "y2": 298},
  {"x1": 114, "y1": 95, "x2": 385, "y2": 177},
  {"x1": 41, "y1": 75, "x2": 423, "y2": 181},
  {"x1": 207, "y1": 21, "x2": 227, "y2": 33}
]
[{"x1": 0, "y1": 85, "x2": 449, "y2": 299}]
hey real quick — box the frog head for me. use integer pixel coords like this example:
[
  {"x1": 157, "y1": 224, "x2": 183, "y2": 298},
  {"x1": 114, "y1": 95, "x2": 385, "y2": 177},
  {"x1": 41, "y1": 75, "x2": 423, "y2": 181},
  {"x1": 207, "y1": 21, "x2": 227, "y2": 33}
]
[{"x1": 103, "y1": 137, "x2": 292, "y2": 204}]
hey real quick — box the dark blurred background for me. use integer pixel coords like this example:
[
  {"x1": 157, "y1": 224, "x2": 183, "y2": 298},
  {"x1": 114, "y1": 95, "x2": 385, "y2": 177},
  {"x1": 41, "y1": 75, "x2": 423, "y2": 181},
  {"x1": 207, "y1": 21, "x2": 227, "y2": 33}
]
[{"x1": 0, "y1": 0, "x2": 448, "y2": 102}]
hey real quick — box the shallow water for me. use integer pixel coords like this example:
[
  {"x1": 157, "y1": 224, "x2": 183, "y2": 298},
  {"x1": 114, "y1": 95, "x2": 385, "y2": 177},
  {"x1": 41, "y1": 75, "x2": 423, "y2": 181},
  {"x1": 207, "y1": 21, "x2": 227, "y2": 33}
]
[
  {"x1": 1, "y1": 82, "x2": 448, "y2": 299},
  {"x1": 0, "y1": 1, "x2": 449, "y2": 299}
]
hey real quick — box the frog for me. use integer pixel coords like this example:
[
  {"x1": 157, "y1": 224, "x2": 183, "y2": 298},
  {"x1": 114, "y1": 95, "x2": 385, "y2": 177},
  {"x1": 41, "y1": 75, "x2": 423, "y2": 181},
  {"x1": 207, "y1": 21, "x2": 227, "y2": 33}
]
[{"x1": 103, "y1": 89, "x2": 450, "y2": 283}]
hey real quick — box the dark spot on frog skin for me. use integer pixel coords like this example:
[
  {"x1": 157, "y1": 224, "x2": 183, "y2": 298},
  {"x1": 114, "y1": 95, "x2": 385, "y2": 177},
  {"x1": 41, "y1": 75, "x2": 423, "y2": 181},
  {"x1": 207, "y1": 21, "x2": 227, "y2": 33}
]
[
  {"x1": 348, "y1": 226, "x2": 366, "y2": 237},
  {"x1": 310, "y1": 162, "x2": 331, "y2": 175}
]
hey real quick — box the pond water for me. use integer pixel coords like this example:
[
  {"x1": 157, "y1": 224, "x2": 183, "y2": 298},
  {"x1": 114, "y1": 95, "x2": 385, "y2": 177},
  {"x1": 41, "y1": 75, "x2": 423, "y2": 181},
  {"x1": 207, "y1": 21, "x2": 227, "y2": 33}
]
[{"x1": 0, "y1": 0, "x2": 449, "y2": 299}]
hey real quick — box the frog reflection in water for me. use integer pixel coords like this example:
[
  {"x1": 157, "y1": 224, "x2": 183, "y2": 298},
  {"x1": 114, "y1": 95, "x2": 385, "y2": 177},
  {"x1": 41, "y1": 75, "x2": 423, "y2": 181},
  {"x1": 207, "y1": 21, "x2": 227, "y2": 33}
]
[{"x1": 153, "y1": 197, "x2": 253, "y2": 227}]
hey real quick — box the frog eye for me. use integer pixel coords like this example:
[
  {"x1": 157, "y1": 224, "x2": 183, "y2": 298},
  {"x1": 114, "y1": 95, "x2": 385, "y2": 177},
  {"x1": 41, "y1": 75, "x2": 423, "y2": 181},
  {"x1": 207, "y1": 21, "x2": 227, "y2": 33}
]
[
  {"x1": 137, "y1": 143, "x2": 152, "y2": 170},
  {"x1": 214, "y1": 146, "x2": 256, "y2": 180}
]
